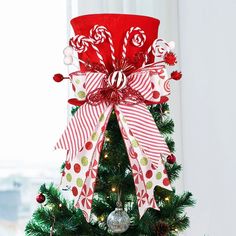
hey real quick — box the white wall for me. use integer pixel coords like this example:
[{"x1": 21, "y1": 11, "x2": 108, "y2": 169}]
[{"x1": 179, "y1": 0, "x2": 236, "y2": 235}]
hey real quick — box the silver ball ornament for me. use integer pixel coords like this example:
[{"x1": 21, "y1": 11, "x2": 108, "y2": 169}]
[{"x1": 107, "y1": 207, "x2": 130, "y2": 234}]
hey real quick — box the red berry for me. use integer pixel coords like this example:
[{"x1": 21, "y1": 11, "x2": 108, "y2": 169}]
[
  {"x1": 65, "y1": 161, "x2": 71, "y2": 170},
  {"x1": 53, "y1": 73, "x2": 64, "y2": 82},
  {"x1": 171, "y1": 71, "x2": 182, "y2": 80},
  {"x1": 36, "y1": 193, "x2": 45, "y2": 203},
  {"x1": 164, "y1": 52, "x2": 177, "y2": 66},
  {"x1": 167, "y1": 154, "x2": 176, "y2": 164}
]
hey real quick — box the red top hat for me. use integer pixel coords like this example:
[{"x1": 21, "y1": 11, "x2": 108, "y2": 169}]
[{"x1": 70, "y1": 14, "x2": 160, "y2": 72}]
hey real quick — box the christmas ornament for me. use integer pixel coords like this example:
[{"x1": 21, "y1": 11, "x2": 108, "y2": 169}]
[
  {"x1": 167, "y1": 154, "x2": 176, "y2": 164},
  {"x1": 171, "y1": 71, "x2": 182, "y2": 80},
  {"x1": 164, "y1": 52, "x2": 177, "y2": 65},
  {"x1": 53, "y1": 14, "x2": 182, "y2": 222},
  {"x1": 107, "y1": 201, "x2": 130, "y2": 233},
  {"x1": 36, "y1": 193, "x2": 45, "y2": 203},
  {"x1": 53, "y1": 73, "x2": 64, "y2": 83}
]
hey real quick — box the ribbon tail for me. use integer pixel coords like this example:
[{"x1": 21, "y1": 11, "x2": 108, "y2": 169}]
[
  {"x1": 115, "y1": 103, "x2": 172, "y2": 217},
  {"x1": 57, "y1": 101, "x2": 112, "y2": 222},
  {"x1": 75, "y1": 104, "x2": 113, "y2": 222},
  {"x1": 115, "y1": 107, "x2": 155, "y2": 217}
]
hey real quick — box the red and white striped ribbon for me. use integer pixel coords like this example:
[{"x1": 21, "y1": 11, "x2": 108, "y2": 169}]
[{"x1": 55, "y1": 67, "x2": 172, "y2": 222}]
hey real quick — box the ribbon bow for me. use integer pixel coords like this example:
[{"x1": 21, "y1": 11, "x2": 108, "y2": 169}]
[{"x1": 55, "y1": 25, "x2": 176, "y2": 222}]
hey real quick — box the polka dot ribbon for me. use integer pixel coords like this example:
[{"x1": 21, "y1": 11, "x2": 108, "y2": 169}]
[{"x1": 54, "y1": 63, "x2": 173, "y2": 222}]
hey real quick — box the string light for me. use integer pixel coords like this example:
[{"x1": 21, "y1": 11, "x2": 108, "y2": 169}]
[
  {"x1": 104, "y1": 153, "x2": 108, "y2": 159},
  {"x1": 59, "y1": 203, "x2": 62, "y2": 208},
  {"x1": 100, "y1": 216, "x2": 105, "y2": 222},
  {"x1": 174, "y1": 228, "x2": 179, "y2": 232},
  {"x1": 165, "y1": 197, "x2": 170, "y2": 201},
  {"x1": 164, "y1": 110, "x2": 170, "y2": 115},
  {"x1": 111, "y1": 187, "x2": 116, "y2": 192},
  {"x1": 105, "y1": 137, "x2": 111, "y2": 142}
]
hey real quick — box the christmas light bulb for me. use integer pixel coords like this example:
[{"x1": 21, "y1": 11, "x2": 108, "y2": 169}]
[
  {"x1": 112, "y1": 187, "x2": 116, "y2": 192},
  {"x1": 165, "y1": 197, "x2": 170, "y2": 201}
]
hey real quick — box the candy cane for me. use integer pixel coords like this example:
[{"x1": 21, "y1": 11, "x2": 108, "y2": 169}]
[
  {"x1": 89, "y1": 42, "x2": 108, "y2": 73},
  {"x1": 122, "y1": 27, "x2": 146, "y2": 59},
  {"x1": 70, "y1": 35, "x2": 108, "y2": 73},
  {"x1": 90, "y1": 25, "x2": 116, "y2": 69}
]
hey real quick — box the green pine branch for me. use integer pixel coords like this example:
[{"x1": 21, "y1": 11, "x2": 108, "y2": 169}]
[{"x1": 26, "y1": 100, "x2": 195, "y2": 235}]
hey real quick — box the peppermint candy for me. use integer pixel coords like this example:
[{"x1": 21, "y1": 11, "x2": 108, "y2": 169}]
[
  {"x1": 69, "y1": 35, "x2": 90, "y2": 53},
  {"x1": 132, "y1": 32, "x2": 146, "y2": 47},
  {"x1": 108, "y1": 71, "x2": 127, "y2": 90},
  {"x1": 90, "y1": 25, "x2": 107, "y2": 44},
  {"x1": 152, "y1": 39, "x2": 172, "y2": 58}
]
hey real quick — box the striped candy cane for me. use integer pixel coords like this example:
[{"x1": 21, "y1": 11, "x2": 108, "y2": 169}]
[
  {"x1": 90, "y1": 25, "x2": 116, "y2": 69},
  {"x1": 70, "y1": 35, "x2": 108, "y2": 73},
  {"x1": 122, "y1": 27, "x2": 146, "y2": 59}
]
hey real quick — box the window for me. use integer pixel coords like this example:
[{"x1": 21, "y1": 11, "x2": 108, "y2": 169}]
[{"x1": 0, "y1": 1, "x2": 67, "y2": 235}]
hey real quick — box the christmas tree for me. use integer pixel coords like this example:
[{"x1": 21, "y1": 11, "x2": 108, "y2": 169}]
[{"x1": 25, "y1": 14, "x2": 194, "y2": 236}]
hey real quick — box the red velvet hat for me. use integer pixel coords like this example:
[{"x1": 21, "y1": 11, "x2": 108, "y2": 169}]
[{"x1": 70, "y1": 14, "x2": 160, "y2": 72}]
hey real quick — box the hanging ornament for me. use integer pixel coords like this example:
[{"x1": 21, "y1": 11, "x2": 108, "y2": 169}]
[
  {"x1": 171, "y1": 71, "x2": 182, "y2": 80},
  {"x1": 164, "y1": 52, "x2": 177, "y2": 65},
  {"x1": 36, "y1": 193, "x2": 45, "y2": 203},
  {"x1": 107, "y1": 201, "x2": 130, "y2": 234},
  {"x1": 167, "y1": 154, "x2": 176, "y2": 164}
]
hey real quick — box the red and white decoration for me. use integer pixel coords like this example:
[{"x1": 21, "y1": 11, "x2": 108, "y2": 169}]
[{"x1": 54, "y1": 24, "x2": 181, "y2": 222}]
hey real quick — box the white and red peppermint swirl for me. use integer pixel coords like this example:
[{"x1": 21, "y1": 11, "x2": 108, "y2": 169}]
[
  {"x1": 122, "y1": 27, "x2": 146, "y2": 59},
  {"x1": 152, "y1": 39, "x2": 171, "y2": 58},
  {"x1": 132, "y1": 32, "x2": 146, "y2": 47},
  {"x1": 108, "y1": 71, "x2": 127, "y2": 90},
  {"x1": 164, "y1": 79, "x2": 171, "y2": 93},
  {"x1": 69, "y1": 35, "x2": 90, "y2": 53},
  {"x1": 90, "y1": 25, "x2": 107, "y2": 44}
]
